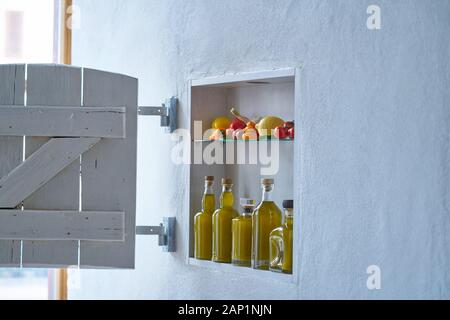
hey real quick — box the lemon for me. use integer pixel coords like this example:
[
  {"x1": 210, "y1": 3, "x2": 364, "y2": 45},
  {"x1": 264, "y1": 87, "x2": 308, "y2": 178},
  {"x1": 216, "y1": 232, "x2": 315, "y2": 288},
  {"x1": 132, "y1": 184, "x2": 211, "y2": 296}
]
[
  {"x1": 211, "y1": 117, "x2": 231, "y2": 130},
  {"x1": 256, "y1": 116, "x2": 285, "y2": 136}
]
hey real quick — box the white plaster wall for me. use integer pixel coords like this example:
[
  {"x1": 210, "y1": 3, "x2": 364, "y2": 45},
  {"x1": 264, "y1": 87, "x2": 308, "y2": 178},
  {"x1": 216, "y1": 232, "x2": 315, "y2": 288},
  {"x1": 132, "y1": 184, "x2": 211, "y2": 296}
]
[{"x1": 70, "y1": 0, "x2": 450, "y2": 299}]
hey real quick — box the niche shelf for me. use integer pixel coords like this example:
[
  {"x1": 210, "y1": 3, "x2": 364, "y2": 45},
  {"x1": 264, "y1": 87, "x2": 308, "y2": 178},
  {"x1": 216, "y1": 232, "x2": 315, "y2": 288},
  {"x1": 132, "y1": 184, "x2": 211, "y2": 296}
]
[
  {"x1": 185, "y1": 68, "x2": 301, "y2": 284},
  {"x1": 188, "y1": 258, "x2": 294, "y2": 283}
]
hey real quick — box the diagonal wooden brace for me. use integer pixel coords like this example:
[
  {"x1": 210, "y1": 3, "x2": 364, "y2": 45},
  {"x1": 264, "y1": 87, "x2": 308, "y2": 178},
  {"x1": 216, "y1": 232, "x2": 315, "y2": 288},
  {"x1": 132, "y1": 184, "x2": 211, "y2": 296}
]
[{"x1": 0, "y1": 137, "x2": 100, "y2": 208}]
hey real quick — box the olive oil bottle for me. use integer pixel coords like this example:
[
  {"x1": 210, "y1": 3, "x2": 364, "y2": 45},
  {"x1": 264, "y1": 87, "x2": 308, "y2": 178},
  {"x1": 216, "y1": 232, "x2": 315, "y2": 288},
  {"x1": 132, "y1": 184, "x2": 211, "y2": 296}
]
[
  {"x1": 232, "y1": 198, "x2": 255, "y2": 267},
  {"x1": 212, "y1": 178, "x2": 238, "y2": 263},
  {"x1": 269, "y1": 200, "x2": 294, "y2": 274},
  {"x1": 252, "y1": 179, "x2": 282, "y2": 270},
  {"x1": 194, "y1": 176, "x2": 215, "y2": 260}
]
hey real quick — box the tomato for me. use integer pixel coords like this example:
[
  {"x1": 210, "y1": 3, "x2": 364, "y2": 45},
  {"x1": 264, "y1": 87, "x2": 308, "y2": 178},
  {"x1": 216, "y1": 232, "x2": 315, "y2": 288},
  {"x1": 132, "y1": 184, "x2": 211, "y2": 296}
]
[
  {"x1": 284, "y1": 121, "x2": 294, "y2": 129},
  {"x1": 288, "y1": 127, "x2": 294, "y2": 140},
  {"x1": 230, "y1": 118, "x2": 246, "y2": 130},
  {"x1": 274, "y1": 126, "x2": 288, "y2": 139}
]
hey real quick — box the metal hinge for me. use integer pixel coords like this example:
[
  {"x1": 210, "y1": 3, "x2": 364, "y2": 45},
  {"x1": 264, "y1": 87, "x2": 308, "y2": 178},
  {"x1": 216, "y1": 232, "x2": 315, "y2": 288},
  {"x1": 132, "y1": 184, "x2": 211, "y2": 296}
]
[
  {"x1": 138, "y1": 97, "x2": 178, "y2": 133},
  {"x1": 136, "y1": 217, "x2": 176, "y2": 252}
]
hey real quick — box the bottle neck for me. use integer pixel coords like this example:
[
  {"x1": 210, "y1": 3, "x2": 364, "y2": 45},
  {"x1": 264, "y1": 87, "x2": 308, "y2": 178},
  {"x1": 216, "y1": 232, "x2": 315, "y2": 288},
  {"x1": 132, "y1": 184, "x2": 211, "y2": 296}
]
[
  {"x1": 202, "y1": 183, "x2": 215, "y2": 213},
  {"x1": 220, "y1": 185, "x2": 234, "y2": 208},
  {"x1": 242, "y1": 207, "x2": 253, "y2": 216},
  {"x1": 204, "y1": 183, "x2": 214, "y2": 195},
  {"x1": 262, "y1": 186, "x2": 274, "y2": 202},
  {"x1": 223, "y1": 185, "x2": 232, "y2": 191},
  {"x1": 285, "y1": 208, "x2": 293, "y2": 225}
]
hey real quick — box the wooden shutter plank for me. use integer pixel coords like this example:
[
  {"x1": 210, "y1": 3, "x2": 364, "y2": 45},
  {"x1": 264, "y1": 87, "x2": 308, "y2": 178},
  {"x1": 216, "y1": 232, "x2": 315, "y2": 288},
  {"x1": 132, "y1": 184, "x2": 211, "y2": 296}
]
[
  {"x1": 80, "y1": 68, "x2": 137, "y2": 268},
  {"x1": 22, "y1": 64, "x2": 82, "y2": 267},
  {"x1": 0, "y1": 210, "x2": 124, "y2": 241},
  {"x1": 0, "y1": 106, "x2": 126, "y2": 138},
  {"x1": 0, "y1": 137, "x2": 100, "y2": 209},
  {"x1": 0, "y1": 64, "x2": 24, "y2": 267}
]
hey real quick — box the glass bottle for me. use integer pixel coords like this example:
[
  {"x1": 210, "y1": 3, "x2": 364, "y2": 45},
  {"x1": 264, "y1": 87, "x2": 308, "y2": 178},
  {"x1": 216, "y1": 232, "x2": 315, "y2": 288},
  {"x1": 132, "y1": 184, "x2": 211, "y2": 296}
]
[
  {"x1": 269, "y1": 200, "x2": 294, "y2": 274},
  {"x1": 212, "y1": 178, "x2": 238, "y2": 263},
  {"x1": 194, "y1": 176, "x2": 215, "y2": 260},
  {"x1": 252, "y1": 178, "x2": 282, "y2": 270},
  {"x1": 232, "y1": 198, "x2": 255, "y2": 267}
]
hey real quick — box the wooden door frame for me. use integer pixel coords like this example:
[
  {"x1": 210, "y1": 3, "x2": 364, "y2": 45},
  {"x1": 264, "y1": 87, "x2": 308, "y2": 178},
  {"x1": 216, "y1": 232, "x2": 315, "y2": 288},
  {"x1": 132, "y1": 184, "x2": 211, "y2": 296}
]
[
  {"x1": 55, "y1": 269, "x2": 68, "y2": 300},
  {"x1": 56, "y1": 0, "x2": 73, "y2": 301},
  {"x1": 60, "y1": 0, "x2": 72, "y2": 65}
]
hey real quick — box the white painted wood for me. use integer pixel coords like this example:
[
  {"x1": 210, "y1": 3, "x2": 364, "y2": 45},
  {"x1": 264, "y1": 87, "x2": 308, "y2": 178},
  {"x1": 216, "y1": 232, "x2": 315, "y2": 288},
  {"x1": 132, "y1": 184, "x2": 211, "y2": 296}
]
[
  {"x1": 0, "y1": 210, "x2": 124, "y2": 241},
  {"x1": 0, "y1": 106, "x2": 126, "y2": 138},
  {"x1": 22, "y1": 64, "x2": 83, "y2": 267},
  {"x1": 0, "y1": 64, "x2": 24, "y2": 266},
  {"x1": 191, "y1": 68, "x2": 295, "y2": 87},
  {"x1": 0, "y1": 137, "x2": 100, "y2": 209},
  {"x1": 0, "y1": 65, "x2": 26, "y2": 105},
  {"x1": 80, "y1": 68, "x2": 137, "y2": 269}
]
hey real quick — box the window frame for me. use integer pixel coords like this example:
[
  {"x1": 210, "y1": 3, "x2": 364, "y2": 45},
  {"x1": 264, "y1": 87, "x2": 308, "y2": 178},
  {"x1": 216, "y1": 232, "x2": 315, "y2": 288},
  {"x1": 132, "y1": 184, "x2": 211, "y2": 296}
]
[{"x1": 54, "y1": 0, "x2": 72, "y2": 301}]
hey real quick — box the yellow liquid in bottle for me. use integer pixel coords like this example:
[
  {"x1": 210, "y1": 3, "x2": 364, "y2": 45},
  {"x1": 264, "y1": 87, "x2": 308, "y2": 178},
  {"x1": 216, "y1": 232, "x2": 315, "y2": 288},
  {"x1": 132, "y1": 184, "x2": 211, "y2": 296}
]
[
  {"x1": 232, "y1": 213, "x2": 252, "y2": 267},
  {"x1": 212, "y1": 186, "x2": 238, "y2": 263},
  {"x1": 269, "y1": 227, "x2": 283, "y2": 272},
  {"x1": 269, "y1": 214, "x2": 293, "y2": 274},
  {"x1": 283, "y1": 217, "x2": 293, "y2": 273},
  {"x1": 252, "y1": 200, "x2": 282, "y2": 270},
  {"x1": 194, "y1": 193, "x2": 215, "y2": 260}
]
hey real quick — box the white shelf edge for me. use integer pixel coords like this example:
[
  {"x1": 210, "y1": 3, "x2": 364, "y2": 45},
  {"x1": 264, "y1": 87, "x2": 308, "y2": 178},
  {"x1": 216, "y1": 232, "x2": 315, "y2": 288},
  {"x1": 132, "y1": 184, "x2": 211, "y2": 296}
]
[
  {"x1": 188, "y1": 258, "x2": 295, "y2": 284},
  {"x1": 191, "y1": 68, "x2": 296, "y2": 87}
]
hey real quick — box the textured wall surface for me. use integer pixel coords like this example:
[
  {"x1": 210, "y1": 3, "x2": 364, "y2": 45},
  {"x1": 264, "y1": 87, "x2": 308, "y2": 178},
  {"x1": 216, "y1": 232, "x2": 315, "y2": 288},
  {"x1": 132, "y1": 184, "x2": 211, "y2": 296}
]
[{"x1": 70, "y1": 0, "x2": 450, "y2": 299}]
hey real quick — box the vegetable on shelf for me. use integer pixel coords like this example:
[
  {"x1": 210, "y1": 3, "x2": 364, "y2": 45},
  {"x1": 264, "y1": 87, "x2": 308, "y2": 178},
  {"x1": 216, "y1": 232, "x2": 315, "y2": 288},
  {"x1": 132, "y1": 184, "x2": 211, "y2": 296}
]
[
  {"x1": 274, "y1": 121, "x2": 295, "y2": 140},
  {"x1": 242, "y1": 122, "x2": 259, "y2": 141},
  {"x1": 209, "y1": 129, "x2": 225, "y2": 141},
  {"x1": 225, "y1": 128, "x2": 235, "y2": 140},
  {"x1": 256, "y1": 116, "x2": 285, "y2": 138},
  {"x1": 288, "y1": 127, "x2": 294, "y2": 140},
  {"x1": 284, "y1": 121, "x2": 294, "y2": 129},
  {"x1": 205, "y1": 108, "x2": 294, "y2": 142},
  {"x1": 230, "y1": 108, "x2": 259, "y2": 141},
  {"x1": 274, "y1": 126, "x2": 288, "y2": 140},
  {"x1": 230, "y1": 117, "x2": 247, "y2": 130},
  {"x1": 212, "y1": 117, "x2": 231, "y2": 130},
  {"x1": 233, "y1": 129, "x2": 245, "y2": 140},
  {"x1": 230, "y1": 107, "x2": 252, "y2": 125}
]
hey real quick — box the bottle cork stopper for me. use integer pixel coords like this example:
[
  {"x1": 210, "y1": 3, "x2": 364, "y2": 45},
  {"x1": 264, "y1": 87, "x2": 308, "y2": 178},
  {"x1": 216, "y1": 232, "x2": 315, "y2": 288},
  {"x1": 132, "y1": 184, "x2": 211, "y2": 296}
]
[
  {"x1": 283, "y1": 200, "x2": 294, "y2": 209},
  {"x1": 222, "y1": 178, "x2": 233, "y2": 185},
  {"x1": 261, "y1": 178, "x2": 274, "y2": 185},
  {"x1": 205, "y1": 176, "x2": 214, "y2": 181}
]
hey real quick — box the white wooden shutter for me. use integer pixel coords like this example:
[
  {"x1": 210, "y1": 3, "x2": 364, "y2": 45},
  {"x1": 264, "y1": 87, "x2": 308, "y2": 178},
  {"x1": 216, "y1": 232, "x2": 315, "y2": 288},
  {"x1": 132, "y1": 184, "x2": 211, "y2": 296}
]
[
  {"x1": 79, "y1": 68, "x2": 137, "y2": 269},
  {"x1": 0, "y1": 64, "x2": 24, "y2": 267},
  {"x1": 22, "y1": 65, "x2": 82, "y2": 267},
  {"x1": 0, "y1": 64, "x2": 137, "y2": 269}
]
